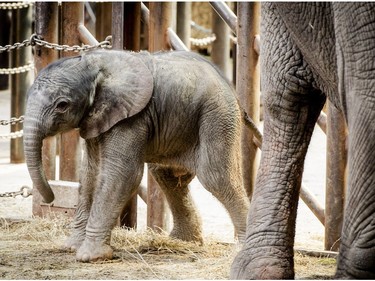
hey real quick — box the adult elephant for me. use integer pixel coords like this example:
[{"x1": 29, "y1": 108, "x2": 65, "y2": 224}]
[
  {"x1": 24, "y1": 50, "x2": 249, "y2": 262},
  {"x1": 231, "y1": 3, "x2": 375, "y2": 279}
]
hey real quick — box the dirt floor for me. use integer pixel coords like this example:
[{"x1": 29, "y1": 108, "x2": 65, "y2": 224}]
[{"x1": 0, "y1": 216, "x2": 336, "y2": 280}]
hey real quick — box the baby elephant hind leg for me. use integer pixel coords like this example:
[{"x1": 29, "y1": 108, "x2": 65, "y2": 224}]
[
  {"x1": 197, "y1": 141, "x2": 250, "y2": 242},
  {"x1": 149, "y1": 165, "x2": 203, "y2": 243}
]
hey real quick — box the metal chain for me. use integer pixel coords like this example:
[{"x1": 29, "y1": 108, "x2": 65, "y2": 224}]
[
  {"x1": 0, "y1": 186, "x2": 32, "y2": 198},
  {"x1": 0, "y1": 34, "x2": 112, "y2": 53},
  {"x1": 0, "y1": 2, "x2": 32, "y2": 10},
  {"x1": 0, "y1": 129, "x2": 23, "y2": 139},
  {"x1": 0, "y1": 117, "x2": 24, "y2": 139},
  {"x1": 0, "y1": 116, "x2": 24, "y2": 126},
  {"x1": 190, "y1": 35, "x2": 217, "y2": 47},
  {"x1": 0, "y1": 62, "x2": 34, "y2": 75}
]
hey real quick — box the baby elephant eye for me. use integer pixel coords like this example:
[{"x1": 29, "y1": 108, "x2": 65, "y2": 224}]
[{"x1": 55, "y1": 100, "x2": 70, "y2": 113}]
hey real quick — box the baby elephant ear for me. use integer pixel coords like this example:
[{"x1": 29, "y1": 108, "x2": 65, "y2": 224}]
[{"x1": 80, "y1": 53, "x2": 154, "y2": 139}]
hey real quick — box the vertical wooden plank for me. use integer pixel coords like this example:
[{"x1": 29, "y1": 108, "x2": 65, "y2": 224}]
[
  {"x1": 0, "y1": 8, "x2": 11, "y2": 90},
  {"x1": 325, "y1": 102, "x2": 347, "y2": 251},
  {"x1": 176, "y1": 2, "x2": 191, "y2": 49},
  {"x1": 59, "y1": 2, "x2": 83, "y2": 182},
  {"x1": 10, "y1": 5, "x2": 32, "y2": 163},
  {"x1": 95, "y1": 2, "x2": 112, "y2": 41},
  {"x1": 236, "y1": 2, "x2": 261, "y2": 199},
  {"x1": 32, "y1": 2, "x2": 59, "y2": 216},
  {"x1": 112, "y1": 2, "x2": 141, "y2": 228},
  {"x1": 211, "y1": 5, "x2": 230, "y2": 79},
  {"x1": 34, "y1": 2, "x2": 59, "y2": 181},
  {"x1": 147, "y1": 2, "x2": 172, "y2": 231}
]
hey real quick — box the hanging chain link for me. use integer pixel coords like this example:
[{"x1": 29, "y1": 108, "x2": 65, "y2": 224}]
[
  {"x1": 0, "y1": 130, "x2": 23, "y2": 139},
  {"x1": 190, "y1": 35, "x2": 217, "y2": 47},
  {"x1": 0, "y1": 2, "x2": 32, "y2": 10},
  {"x1": 0, "y1": 116, "x2": 24, "y2": 126},
  {"x1": 0, "y1": 186, "x2": 32, "y2": 198},
  {"x1": 0, "y1": 62, "x2": 34, "y2": 75},
  {"x1": 0, "y1": 34, "x2": 112, "y2": 54},
  {"x1": 0, "y1": 117, "x2": 24, "y2": 139}
]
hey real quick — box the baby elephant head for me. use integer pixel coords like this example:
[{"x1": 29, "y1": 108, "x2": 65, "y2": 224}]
[{"x1": 23, "y1": 50, "x2": 154, "y2": 203}]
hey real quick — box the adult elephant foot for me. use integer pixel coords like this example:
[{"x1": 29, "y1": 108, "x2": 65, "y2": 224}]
[
  {"x1": 230, "y1": 247, "x2": 294, "y2": 279},
  {"x1": 76, "y1": 239, "x2": 113, "y2": 262}
]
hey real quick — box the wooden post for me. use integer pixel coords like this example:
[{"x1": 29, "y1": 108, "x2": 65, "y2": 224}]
[
  {"x1": 95, "y1": 2, "x2": 112, "y2": 41},
  {"x1": 0, "y1": 8, "x2": 11, "y2": 90},
  {"x1": 211, "y1": 4, "x2": 230, "y2": 79},
  {"x1": 176, "y1": 2, "x2": 191, "y2": 49},
  {"x1": 10, "y1": 5, "x2": 32, "y2": 163},
  {"x1": 32, "y1": 2, "x2": 59, "y2": 216},
  {"x1": 236, "y1": 2, "x2": 261, "y2": 199},
  {"x1": 325, "y1": 102, "x2": 347, "y2": 251},
  {"x1": 147, "y1": 2, "x2": 172, "y2": 232},
  {"x1": 34, "y1": 2, "x2": 59, "y2": 181},
  {"x1": 112, "y1": 2, "x2": 141, "y2": 228},
  {"x1": 59, "y1": 2, "x2": 83, "y2": 182}
]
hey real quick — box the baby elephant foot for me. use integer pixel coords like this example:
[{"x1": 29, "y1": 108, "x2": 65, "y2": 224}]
[
  {"x1": 64, "y1": 233, "x2": 85, "y2": 251},
  {"x1": 76, "y1": 239, "x2": 113, "y2": 262},
  {"x1": 170, "y1": 226, "x2": 203, "y2": 244}
]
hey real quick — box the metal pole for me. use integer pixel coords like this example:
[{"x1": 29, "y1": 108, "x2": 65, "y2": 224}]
[
  {"x1": 147, "y1": 2, "x2": 172, "y2": 232},
  {"x1": 34, "y1": 2, "x2": 59, "y2": 181},
  {"x1": 10, "y1": 5, "x2": 32, "y2": 163},
  {"x1": 112, "y1": 2, "x2": 141, "y2": 228},
  {"x1": 59, "y1": 2, "x2": 83, "y2": 182},
  {"x1": 211, "y1": 5, "x2": 230, "y2": 79},
  {"x1": 209, "y1": 1, "x2": 237, "y2": 35},
  {"x1": 236, "y1": 2, "x2": 261, "y2": 199},
  {"x1": 325, "y1": 102, "x2": 347, "y2": 251}
]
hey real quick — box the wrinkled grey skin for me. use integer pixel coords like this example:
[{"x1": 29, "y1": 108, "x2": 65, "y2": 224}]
[
  {"x1": 231, "y1": 2, "x2": 375, "y2": 279},
  {"x1": 24, "y1": 50, "x2": 249, "y2": 262}
]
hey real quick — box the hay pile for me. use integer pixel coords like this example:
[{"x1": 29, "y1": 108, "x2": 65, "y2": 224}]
[{"x1": 0, "y1": 216, "x2": 336, "y2": 279}]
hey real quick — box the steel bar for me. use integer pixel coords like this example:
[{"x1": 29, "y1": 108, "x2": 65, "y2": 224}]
[
  {"x1": 10, "y1": 4, "x2": 32, "y2": 163},
  {"x1": 59, "y1": 2, "x2": 83, "y2": 182},
  {"x1": 325, "y1": 102, "x2": 347, "y2": 251},
  {"x1": 147, "y1": 2, "x2": 172, "y2": 232},
  {"x1": 78, "y1": 24, "x2": 98, "y2": 45},
  {"x1": 209, "y1": 1, "x2": 237, "y2": 35},
  {"x1": 236, "y1": 2, "x2": 261, "y2": 199},
  {"x1": 168, "y1": 28, "x2": 189, "y2": 51}
]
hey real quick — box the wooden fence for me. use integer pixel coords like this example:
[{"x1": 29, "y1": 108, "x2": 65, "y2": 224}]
[{"x1": 1, "y1": 2, "x2": 347, "y2": 252}]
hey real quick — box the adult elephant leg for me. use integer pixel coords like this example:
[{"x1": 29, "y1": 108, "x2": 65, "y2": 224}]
[
  {"x1": 76, "y1": 127, "x2": 145, "y2": 262},
  {"x1": 332, "y1": 3, "x2": 375, "y2": 278},
  {"x1": 149, "y1": 165, "x2": 203, "y2": 243},
  {"x1": 231, "y1": 11, "x2": 326, "y2": 277},
  {"x1": 65, "y1": 139, "x2": 99, "y2": 251},
  {"x1": 335, "y1": 103, "x2": 375, "y2": 278}
]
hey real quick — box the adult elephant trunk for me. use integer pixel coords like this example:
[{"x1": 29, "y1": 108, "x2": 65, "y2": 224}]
[{"x1": 23, "y1": 108, "x2": 55, "y2": 203}]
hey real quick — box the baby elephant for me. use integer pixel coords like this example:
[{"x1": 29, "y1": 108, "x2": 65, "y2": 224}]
[{"x1": 24, "y1": 50, "x2": 249, "y2": 262}]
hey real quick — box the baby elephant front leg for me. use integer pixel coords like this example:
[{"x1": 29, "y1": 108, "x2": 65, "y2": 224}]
[{"x1": 75, "y1": 165, "x2": 143, "y2": 262}]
